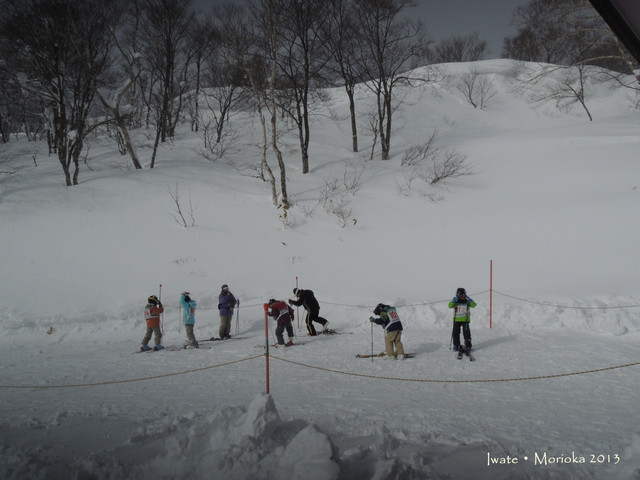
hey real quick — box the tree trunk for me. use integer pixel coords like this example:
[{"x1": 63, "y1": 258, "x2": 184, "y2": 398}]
[
  {"x1": 347, "y1": 88, "x2": 358, "y2": 153},
  {"x1": 120, "y1": 124, "x2": 143, "y2": 169}
]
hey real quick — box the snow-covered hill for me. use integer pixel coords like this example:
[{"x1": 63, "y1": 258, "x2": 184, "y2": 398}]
[{"x1": 1, "y1": 59, "x2": 639, "y2": 479}]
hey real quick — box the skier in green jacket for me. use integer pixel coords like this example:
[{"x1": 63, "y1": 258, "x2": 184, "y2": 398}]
[{"x1": 448, "y1": 287, "x2": 477, "y2": 353}]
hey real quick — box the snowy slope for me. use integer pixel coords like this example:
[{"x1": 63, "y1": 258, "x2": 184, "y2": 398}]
[{"x1": 1, "y1": 59, "x2": 639, "y2": 479}]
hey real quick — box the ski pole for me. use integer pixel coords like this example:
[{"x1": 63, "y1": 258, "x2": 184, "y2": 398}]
[
  {"x1": 449, "y1": 303, "x2": 458, "y2": 350},
  {"x1": 370, "y1": 320, "x2": 374, "y2": 362},
  {"x1": 295, "y1": 276, "x2": 300, "y2": 331},
  {"x1": 235, "y1": 299, "x2": 240, "y2": 335},
  {"x1": 159, "y1": 284, "x2": 165, "y2": 336}
]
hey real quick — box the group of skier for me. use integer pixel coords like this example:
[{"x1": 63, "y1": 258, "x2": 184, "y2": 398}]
[
  {"x1": 140, "y1": 284, "x2": 237, "y2": 352},
  {"x1": 141, "y1": 285, "x2": 477, "y2": 359}
]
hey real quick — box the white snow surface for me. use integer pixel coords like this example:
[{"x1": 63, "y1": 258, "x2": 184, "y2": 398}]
[{"x1": 1, "y1": 60, "x2": 639, "y2": 479}]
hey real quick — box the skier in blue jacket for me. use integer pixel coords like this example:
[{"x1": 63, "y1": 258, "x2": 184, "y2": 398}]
[{"x1": 180, "y1": 292, "x2": 199, "y2": 349}]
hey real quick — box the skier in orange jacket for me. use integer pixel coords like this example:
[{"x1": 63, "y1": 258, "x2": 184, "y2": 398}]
[{"x1": 141, "y1": 295, "x2": 164, "y2": 351}]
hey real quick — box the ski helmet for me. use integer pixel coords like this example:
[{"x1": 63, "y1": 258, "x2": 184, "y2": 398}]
[
  {"x1": 456, "y1": 288, "x2": 467, "y2": 296},
  {"x1": 221, "y1": 284, "x2": 229, "y2": 291},
  {"x1": 373, "y1": 303, "x2": 385, "y2": 315},
  {"x1": 293, "y1": 288, "x2": 299, "y2": 295},
  {"x1": 268, "y1": 298, "x2": 276, "y2": 305},
  {"x1": 148, "y1": 295, "x2": 159, "y2": 305}
]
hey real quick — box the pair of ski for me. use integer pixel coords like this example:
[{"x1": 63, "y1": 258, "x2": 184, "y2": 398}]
[
  {"x1": 273, "y1": 342, "x2": 303, "y2": 348},
  {"x1": 200, "y1": 336, "x2": 245, "y2": 342},
  {"x1": 355, "y1": 352, "x2": 415, "y2": 359},
  {"x1": 254, "y1": 341, "x2": 305, "y2": 349},
  {"x1": 135, "y1": 345, "x2": 185, "y2": 353},
  {"x1": 135, "y1": 339, "x2": 228, "y2": 353}
]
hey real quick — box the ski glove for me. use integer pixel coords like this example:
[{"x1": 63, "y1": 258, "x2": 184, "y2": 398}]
[
  {"x1": 453, "y1": 296, "x2": 459, "y2": 303},
  {"x1": 369, "y1": 316, "x2": 375, "y2": 323}
]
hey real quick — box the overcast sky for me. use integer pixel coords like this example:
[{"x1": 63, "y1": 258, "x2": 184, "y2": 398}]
[{"x1": 194, "y1": 0, "x2": 531, "y2": 59}]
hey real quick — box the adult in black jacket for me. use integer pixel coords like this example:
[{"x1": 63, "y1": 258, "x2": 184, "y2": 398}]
[{"x1": 289, "y1": 288, "x2": 329, "y2": 336}]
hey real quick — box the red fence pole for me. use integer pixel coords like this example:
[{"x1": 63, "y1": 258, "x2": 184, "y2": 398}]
[{"x1": 263, "y1": 303, "x2": 270, "y2": 394}]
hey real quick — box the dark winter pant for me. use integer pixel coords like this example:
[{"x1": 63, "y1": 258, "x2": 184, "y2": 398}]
[
  {"x1": 276, "y1": 320, "x2": 294, "y2": 345},
  {"x1": 452, "y1": 321, "x2": 472, "y2": 350},
  {"x1": 305, "y1": 310, "x2": 327, "y2": 336},
  {"x1": 219, "y1": 315, "x2": 232, "y2": 338},
  {"x1": 142, "y1": 326, "x2": 162, "y2": 346}
]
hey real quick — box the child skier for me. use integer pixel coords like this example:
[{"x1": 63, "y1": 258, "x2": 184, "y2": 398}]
[
  {"x1": 370, "y1": 303, "x2": 406, "y2": 359},
  {"x1": 142, "y1": 295, "x2": 164, "y2": 351},
  {"x1": 267, "y1": 299, "x2": 295, "y2": 347},
  {"x1": 449, "y1": 287, "x2": 477, "y2": 357},
  {"x1": 180, "y1": 292, "x2": 199, "y2": 349}
]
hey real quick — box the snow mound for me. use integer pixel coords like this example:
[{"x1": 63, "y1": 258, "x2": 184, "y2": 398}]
[{"x1": 130, "y1": 394, "x2": 339, "y2": 480}]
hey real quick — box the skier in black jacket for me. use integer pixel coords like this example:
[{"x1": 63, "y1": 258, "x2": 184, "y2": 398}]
[{"x1": 289, "y1": 288, "x2": 329, "y2": 336}]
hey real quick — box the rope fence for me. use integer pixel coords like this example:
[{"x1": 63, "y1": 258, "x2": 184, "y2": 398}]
[
  {"x1": 322, "y1": 289, "x2": 640, "y2": 311},
  {"x1": 0, "y1": 355, "x2": 263, "y2": 389},
  {"x1": 270, "y1": 355, "x2": 640, "y2": 383},
  {"x1": 2, "y1": 350, "x2": 639, "y2": 390},
  {"x1": 491, "y1": 290, "x2": 640, "y2": 310}
]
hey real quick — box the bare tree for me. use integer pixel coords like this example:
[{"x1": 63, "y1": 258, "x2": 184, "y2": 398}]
[
  {"x1": 504, "y1": 0, "x2": 639, "y2": 84},
  {"x1": 505, "y1": 0, "x2": 639, "y2": 118},
  {"x1": 528, "y1": 63, "x2": 594, "y2": 120},
  {"x1": 455, "y1": 68, "x2": 497, "y2": 109},
  {"x1": 431, "y1": 32, "x2": 488, "y2": 63},
  {"x1": 399, "y1": 129, "x2": 471, "y2": 195},
  {"x1": 94, "y1": 1, "x2": 144, "y2": 169},
  {"x1": 0, "y1": 55, "x2": 35, "y2": 143},
  {"x1": 185, "y1": 16, "x2": 217, "y2": 134},
  {"x1": 217, "y1": 3, "x2": 274, "y2": 201},
  {"x1": 139, "y1": 0, "x2": 193, "y2": 168},
  {"x1": 321, "y1": 0, "x2": 367, "y2": 153},
  {"x1": 168, "y1": 182, "x2": 196, "y2": 227},
  {"x1": 188, "y1": 12, "x2": 248, "y2": 157},
  {"x1": 276, "y1": 0, "x2": 328, "y2": 174},
  {"x1": 219, "y1": 1, "x2": 290, "y2": 209},
  {"x1": 503, "y1": 0, "x2": 572, "y2": 64},
  {"x1": 1, "y1": 0, "x2": 115, "y2": 185},
  {"x1": 353, "y1": 0, "x2": 431, "y2": 160},
  {"x1": 261, "y1": 0, "x2": 290, "y2": 209}
]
